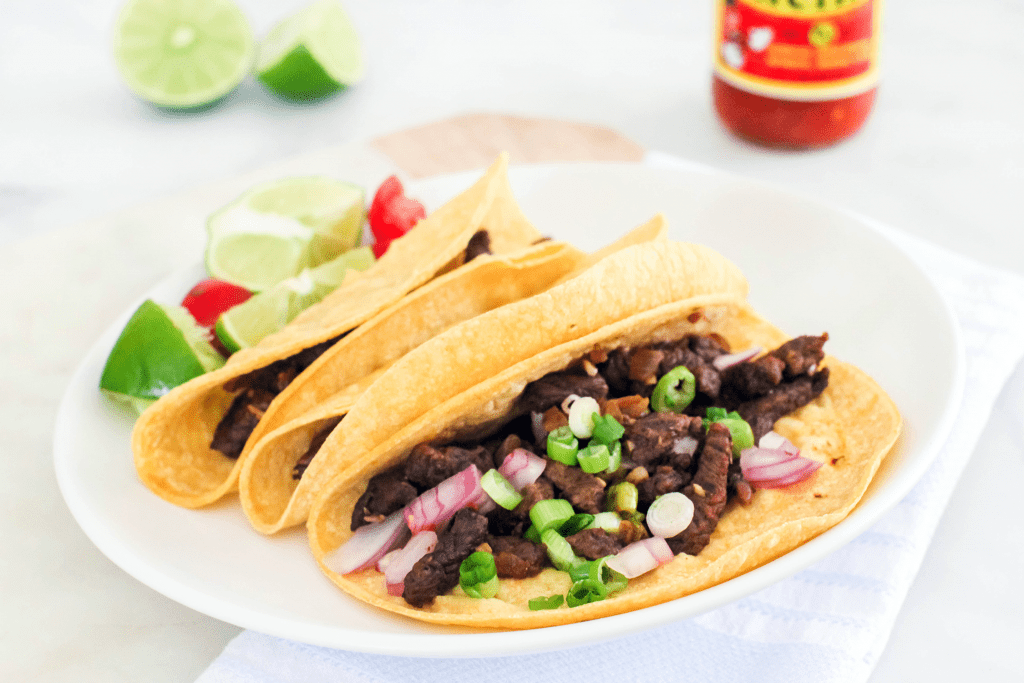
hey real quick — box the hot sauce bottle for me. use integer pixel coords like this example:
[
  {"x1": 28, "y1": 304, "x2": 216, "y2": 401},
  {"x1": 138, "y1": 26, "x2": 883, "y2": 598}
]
[{"x1": 712, "y1": 0, "x2": 883, "y2": 149}]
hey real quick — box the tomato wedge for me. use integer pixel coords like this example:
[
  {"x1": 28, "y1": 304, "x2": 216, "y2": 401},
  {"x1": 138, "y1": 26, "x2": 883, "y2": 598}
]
[
  {"x1": 368, "y1": 175, "x2": 426, "y2": 258},
  {"x1": 181, "y1": 278, "x2": 252, "y2": 329}
]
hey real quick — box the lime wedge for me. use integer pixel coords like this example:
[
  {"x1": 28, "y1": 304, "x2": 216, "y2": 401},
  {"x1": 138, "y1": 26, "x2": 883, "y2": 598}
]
[
  {"x1": 205, "y1": 176, "x2": 365, "y2": 292},
  {"x1": 256, "y1": 0, "x2": 364, "y2": 100},
  {"x1": 100, "y1": 300, "x2": 225, "y2": 414},
  {"x1": 113, "y1": 0, "x2": 254, "y2": 109},
  {"x1": 215, "y1": 245, "x2": 374, "y2": 352}
]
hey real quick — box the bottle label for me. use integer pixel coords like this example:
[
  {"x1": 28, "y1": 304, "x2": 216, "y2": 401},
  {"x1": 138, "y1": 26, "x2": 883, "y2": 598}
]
[{"x1": 713, "y1": 0, "x2": 881, "y2": 101}]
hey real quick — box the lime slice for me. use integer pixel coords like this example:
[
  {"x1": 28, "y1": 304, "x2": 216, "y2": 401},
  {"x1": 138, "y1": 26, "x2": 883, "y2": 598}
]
[
  {"x1": 113, "y1": 0, "x2": 254, "y2": 109},
  {"x1": 256, "y1": 0, "x2": 364, "y2": 100},
  {"x1": 205, "y1": 177, "x2": 365, "y2": 292},
  {"x1": 215, "y1": 245, "x2": 374, "y2": 352},
  {"x1": 100, "y1": 300, "x2": 226, "y2": 414}
]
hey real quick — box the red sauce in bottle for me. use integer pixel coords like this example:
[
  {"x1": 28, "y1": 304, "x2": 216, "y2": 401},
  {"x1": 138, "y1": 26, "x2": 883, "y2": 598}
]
[{"x1": 712, "y1": 0, "x2": 882, "y2": 150}]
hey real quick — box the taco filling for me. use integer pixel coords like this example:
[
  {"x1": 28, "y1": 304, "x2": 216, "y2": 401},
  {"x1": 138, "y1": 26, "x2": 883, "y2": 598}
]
[{"x1": 337, "y1": 329, "x2": 831, "y2": 608}]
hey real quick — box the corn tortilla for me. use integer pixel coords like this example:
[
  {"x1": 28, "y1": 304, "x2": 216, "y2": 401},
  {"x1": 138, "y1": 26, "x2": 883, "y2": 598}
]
[{"x1": 306, "y1": 249, "x2": 900, "y2": 629}]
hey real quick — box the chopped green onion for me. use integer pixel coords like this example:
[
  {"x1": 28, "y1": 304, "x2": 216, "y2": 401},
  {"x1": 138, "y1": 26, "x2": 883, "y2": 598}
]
[
  {"x1": 557, "y1": 513, "x2": 595, "y2": 537},
  {"x1": 651, "y1": 366, "x2": 696, "y2": 413},
  {"x1": 529, "y1": 498, "x2": 575, "y2": 533},
  {"x1": 524, "y1": 524, "x2": 541, "y2": 543},
  {"x1": 577, "y1": 443, "x2": 610, "y2": 473},
  {"x1": 591, "y1": 414, "x2": 625, "y2": 445},
  {"x1": 605, "y1": 440, "x2": 622, "y2": 473},
  {"x1": 705, "y1": 406, "x2": 729, "y2": 422},
  {"x1": 570, "y1": 557, "x2": 629, "y2": 594},
  {"x1": 459, "y1": 552, "x2": 499, "y2": 599},
  {"x1": 540, "y1": 528, "x2": 584, "y2": 572},
  {"x1": 588, "y1": 511, "x2": 623, "y2": 532},
  {"x1": 566, "y1": 578, "x2": 609, "y2": 607},
  {"x1": 702, "y1": 407, "x2": 755, "y2": 457},
  {"x1": 480, "y1": 469, "x2": 523, "y2": 510},
  {"x1": 606, "y1": 481, "x2": 639, "y2": 513},
  {"x1": 528, "y1": 594, "x2": 564, "y2": 610},
  {"x1": 546, "y1": 426, "x2": 579, "y2": 465},
  {"x1": 717, "y1": 417, "x2": 754, "y2": 456}
]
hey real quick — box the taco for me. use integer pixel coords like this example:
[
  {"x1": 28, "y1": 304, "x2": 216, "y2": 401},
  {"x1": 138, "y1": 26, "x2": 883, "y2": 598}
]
[
  {"x1": 306, "y1": 240, "x2": 901, "y2": 628},
  {"x1": 133, "y1": 154, "x2": 566, "y2": 508},
  {"x1": 237, "y1": 215, "x2": 668, "y2": 534}
]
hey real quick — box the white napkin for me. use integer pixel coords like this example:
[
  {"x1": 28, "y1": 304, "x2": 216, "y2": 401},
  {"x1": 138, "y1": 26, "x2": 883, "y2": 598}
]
[{"x1": 196, "y1": 157, "x2": 1024, "y2": 683}]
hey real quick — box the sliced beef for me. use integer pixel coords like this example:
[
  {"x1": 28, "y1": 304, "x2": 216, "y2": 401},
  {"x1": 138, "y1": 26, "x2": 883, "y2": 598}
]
[
  {"x1": 291, "y1": 415, "x2": 343, "y2": 480},
  {"x1": 404, "y1": 444, "x2": 492, "y2": 489},
  {"x1": 513, "y1": 477, "x2": 554, "y2": 517},
  {"x1": 666, "y1": 422, "x2": 732, "y2": 556},
  {"x1": 211, "y1": 335, "x2": 341, "y2": 458},
  {"x1": 770, "y1": 333, "x2": 828, "y2": 379},
  {"x1": 688, "y1": 334, "x2": 730, "y2": 362},
  {"x1": 210, "y1": 388, "x2": 275, "y2": 459},
  {"x1": 637, "y1": 465, "x2": 688, "y2": 510},
  {"x1": 488, "y1": 535, "x2": 549, "y2": 578},
  {"x1": 403, "y1": 508, "x2": 489, "y2": 607},
  {"x1": 737, "y1": 368, "x2": 830, "y2": 441},
  {"x1": 567, "y1": 528, "x2": 625, "y2": 560},
  {"x1": 728, "y1": 460, "x2": 754, "y2": 506},
  {"x1": 543, "y1": 460, "x2": 606, "y2": 514},
  {"x1": 519, "y1": 372, "x2": 609, "y2": 414},
  {"x1": 603, "y1": 338, "x2": 724, "y2": 400},
  {"x1": 719, "y1": 354, "x2": 786, "y2": 403},
  {"x1": 623, "y1": 412, "x2": 704, "y2": 469},
  {"x1": 350, "y1": 466, "x2": 418, "y2": 531},
  {"x1": 653, "y1": 340, "x2": 722, "y2": 400},
  {"x1": 464, "y1": 229, "x2": 492, "y2": 262}
]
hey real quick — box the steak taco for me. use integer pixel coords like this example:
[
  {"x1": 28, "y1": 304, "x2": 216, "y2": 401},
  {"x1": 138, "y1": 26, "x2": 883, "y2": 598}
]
[
  {"x1": 306, "y1": 241, "x2": 901, "y2": 628},
  {"x1": 237, "y1": 215, "x2": 669, "y2": 534},
  {"x1": 133, "y1": 154, "x2": 566, "y2": 508}
]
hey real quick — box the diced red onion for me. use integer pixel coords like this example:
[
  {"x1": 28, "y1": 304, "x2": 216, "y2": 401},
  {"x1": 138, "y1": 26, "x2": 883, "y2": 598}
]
[
  {"x1": 740, "y1": 446, "x2": 822, "y2": 489},
  {"x1": 758, "y1": 430, "x2": 799, "y2": 455},
  {"x1": 605, "y1": 537, "x2": 674, "y2": 579},
  {"x1": 498, "y1": 448, "x2": 546, "y2": 491},
  {"x1": 405, "y1": 465, "x2": 483, "y2": 534},
  {"x1": 646, "y1": 492, "x2": 695, "y2": 538},
  {"x1": 712, "y1": 346, "x2": 763, "y2": 371},
  {"x1": 377, "y1": 548, "x2": 401, "y2": 573},
  {"x1": 671, "y1": 436, "x2": 699, "y2": 458},
  {"x1": 383, "y1": 530, "x2": 438, "y2": 596},
  {"x1": 326, "y1": 510, "x2": 408, "y2": 575},
  {"x1": 471, "y1": 486, "x2": 497, "y2": 515}
]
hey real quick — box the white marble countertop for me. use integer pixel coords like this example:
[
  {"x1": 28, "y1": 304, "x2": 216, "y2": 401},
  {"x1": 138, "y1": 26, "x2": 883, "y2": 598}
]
[{"x1": 3, "y1": 0, "x2": 1023, "y2": 681}]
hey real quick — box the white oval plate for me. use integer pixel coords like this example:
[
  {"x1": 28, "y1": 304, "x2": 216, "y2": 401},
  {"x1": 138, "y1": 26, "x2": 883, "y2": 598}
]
[{"x1": 54, "y1": 161, "x2": 964, "y2": 657}]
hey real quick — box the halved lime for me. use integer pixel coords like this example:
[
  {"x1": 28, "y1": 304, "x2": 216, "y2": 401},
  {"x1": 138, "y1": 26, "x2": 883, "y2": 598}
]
[
  {"x1": 100, "y1": 300, "x2": 226, "y2": 414},
  {"x1": 256, "y1": 0, "x2": 364, "y2": 100},
  {"x1": 205, "y1": 176, "x2": 365, "y2": 292},
  {"x1": 215, "y1": 245, "x2": 374, "y2": 352},
  {"x1": 113, "y1": 0, "x2": 254, "y2": 109}
]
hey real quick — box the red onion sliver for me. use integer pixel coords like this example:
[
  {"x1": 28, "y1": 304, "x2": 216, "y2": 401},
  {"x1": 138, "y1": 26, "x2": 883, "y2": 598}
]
[
  {"x1": 605, "y1": 537, "x2": 674, "y2": 579},
  {"x1": 758, "y1": 430, "x2": 799, "y2": 455},
  {"x1": 754, "y1": 460, "x2": 823, "y2": 489},
  {"x1": 712, "y1": 346, "x2": 763, "y2": 371},
  {"x1": 498, "y1": 448, "x2": 546, "y2": 491},
  {"x1": 326, "y1": 510, "x2": 408, "y2": 575},
  {"x1": 740, "y1": 446, "x2": 822, "y2": 488},
  {"x1": 405, "y1": 465, "x2": 483, "y2": 534},
  {"x1": 384, "y1": 530, "x2": 438, "y2": 593},
  {"x1": 376, "y1": 548, "x2": 402, "y2": 573}
]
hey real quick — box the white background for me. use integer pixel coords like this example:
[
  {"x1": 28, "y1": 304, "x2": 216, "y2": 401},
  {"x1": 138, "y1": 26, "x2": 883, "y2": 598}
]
[{"x1": 2, "y1": 0, "x2": 1023, "y2": 680}]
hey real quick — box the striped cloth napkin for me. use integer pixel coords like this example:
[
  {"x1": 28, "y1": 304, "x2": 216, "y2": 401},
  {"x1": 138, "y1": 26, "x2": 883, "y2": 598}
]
[{"x1": 196, "y1": 157, "x2": 1024, "y2": 683}]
